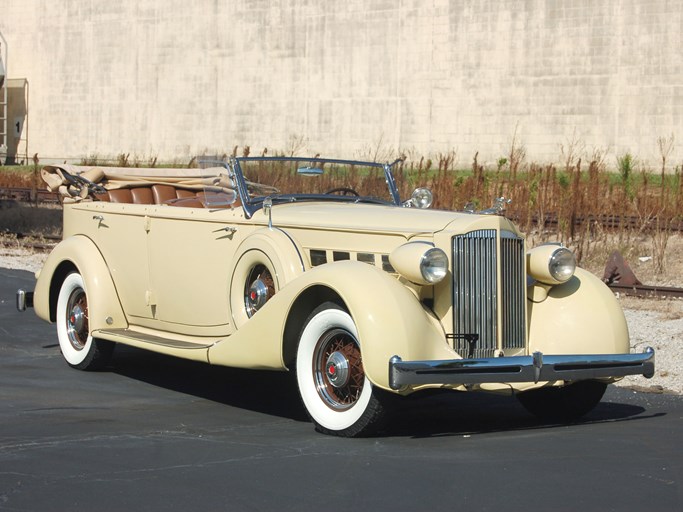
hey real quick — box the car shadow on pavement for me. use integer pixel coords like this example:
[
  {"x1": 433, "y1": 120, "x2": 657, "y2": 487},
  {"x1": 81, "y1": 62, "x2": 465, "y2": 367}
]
[
  {"x1": 109, "y1": 344, "x2": 658, "y2": 437},
  {"x1": 110, "y1": 344, "x2": 310, "y2": 422},
  {"x1": 378, "y1": 390, "x2": 661, "y2": 438}
]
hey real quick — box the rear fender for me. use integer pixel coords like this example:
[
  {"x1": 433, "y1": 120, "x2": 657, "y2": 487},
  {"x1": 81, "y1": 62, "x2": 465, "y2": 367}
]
[{"x1": 34, "y1": 235, "x2": 128, "y2": 331}]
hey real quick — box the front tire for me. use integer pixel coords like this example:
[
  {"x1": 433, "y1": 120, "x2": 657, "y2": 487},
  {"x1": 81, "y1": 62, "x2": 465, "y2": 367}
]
[
  {"x1": 517, "y1": 380, "x2": 608, "y2": 422},
  {"x1": 296, "y1": 303, "x2": 387, "y2": 437},
  {"x1": 56, "y1": 272, "x2": 113, "y2": 370}
]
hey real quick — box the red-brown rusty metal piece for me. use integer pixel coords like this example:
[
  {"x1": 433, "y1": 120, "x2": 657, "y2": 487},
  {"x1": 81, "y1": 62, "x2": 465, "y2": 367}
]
[{"x1": 603, "y1": 250, "x2": 642, "y2": 286}]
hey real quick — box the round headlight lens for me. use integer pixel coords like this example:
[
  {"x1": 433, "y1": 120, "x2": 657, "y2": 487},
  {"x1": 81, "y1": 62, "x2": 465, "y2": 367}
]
[
  {"x1": 411, "y1": 188, "x2": 433, "y2": 209},
  {"x1": 549, "y1": 247, "x2": 576, "y2": 282},
  {"x1": 420, "y1": 248, "x2": 448, "y2": 283}
]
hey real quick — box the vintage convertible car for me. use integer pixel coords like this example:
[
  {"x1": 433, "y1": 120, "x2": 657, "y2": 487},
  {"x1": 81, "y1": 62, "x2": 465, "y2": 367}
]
[{"x1": 17, "y1": 156, "x2": 655, "y2": 436}]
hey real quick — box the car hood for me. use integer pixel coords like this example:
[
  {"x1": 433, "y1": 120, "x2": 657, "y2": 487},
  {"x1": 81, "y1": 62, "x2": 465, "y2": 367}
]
[{"x1": 264, "y1": 202, "x2": 473, "y2": 236}]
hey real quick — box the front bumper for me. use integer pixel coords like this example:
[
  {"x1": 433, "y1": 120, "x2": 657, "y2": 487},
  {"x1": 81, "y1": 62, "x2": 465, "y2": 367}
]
[{"x1": 388, "y1": 347, "x2": 655, "y2": 390}]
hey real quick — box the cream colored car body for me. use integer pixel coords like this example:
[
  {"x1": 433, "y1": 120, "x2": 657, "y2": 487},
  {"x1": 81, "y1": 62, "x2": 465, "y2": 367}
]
[{"x1": 25, "y1": 157, "x2": 654, "y2": 435}]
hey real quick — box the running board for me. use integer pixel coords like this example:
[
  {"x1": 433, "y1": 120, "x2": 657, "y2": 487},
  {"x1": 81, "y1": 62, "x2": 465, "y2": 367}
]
[{"x1": 95, "y1": 328, "x2": 217, "y2": 350}]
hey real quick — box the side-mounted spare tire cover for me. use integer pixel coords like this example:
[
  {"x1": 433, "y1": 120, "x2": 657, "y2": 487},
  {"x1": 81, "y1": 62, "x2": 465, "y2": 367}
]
[{"x1": 228, "y1": 228, "x2": 305, "y2": 328}]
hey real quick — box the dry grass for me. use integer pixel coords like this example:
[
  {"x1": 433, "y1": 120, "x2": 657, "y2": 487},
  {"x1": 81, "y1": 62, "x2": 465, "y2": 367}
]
[{"x1": 0, "y1": 164, "x2": 43, "y2": 189}]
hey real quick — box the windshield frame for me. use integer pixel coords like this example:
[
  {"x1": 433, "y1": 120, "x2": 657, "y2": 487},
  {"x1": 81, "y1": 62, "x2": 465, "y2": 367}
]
[{"x1": 231, "y1": 156, "x2": 403, "y2": 218}]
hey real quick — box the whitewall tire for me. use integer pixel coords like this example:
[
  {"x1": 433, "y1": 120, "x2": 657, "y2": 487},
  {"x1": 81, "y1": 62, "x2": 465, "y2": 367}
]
[
  {"x1": 56, "y1": 272, "x2": 113, "y2": 370},
  {"x1": 296, "y1": 302, "x2": 387, "y2": 437}
]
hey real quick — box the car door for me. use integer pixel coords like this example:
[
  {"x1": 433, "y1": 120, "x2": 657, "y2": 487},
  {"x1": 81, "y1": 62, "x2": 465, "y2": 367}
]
[{"x1": 144, "y1": 207, "x2": 243, "y2": 335}]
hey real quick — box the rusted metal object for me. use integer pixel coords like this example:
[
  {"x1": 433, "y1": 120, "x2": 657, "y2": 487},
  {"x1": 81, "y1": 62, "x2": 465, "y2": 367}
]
[
  {"x1": 602, "y1": 250, "x2": 683, "y2": 299},
  {"x1": 602, "y1": 250, "x2": 642, "y2": 286}
]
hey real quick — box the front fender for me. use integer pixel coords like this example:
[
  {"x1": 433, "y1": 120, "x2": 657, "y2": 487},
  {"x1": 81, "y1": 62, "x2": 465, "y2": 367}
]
[
  {"x1": 527, "y1": 267, "x2": 630, "y2": 355},
  {"x1": 34, "y1": 235, "x2": 128, "y2": 331},
  {"x1": 208, "y1": 261, "x2": 454, "y2": 389},
  {"x1": 228, "y1": 227, "x2": 305, "y2": 329}
]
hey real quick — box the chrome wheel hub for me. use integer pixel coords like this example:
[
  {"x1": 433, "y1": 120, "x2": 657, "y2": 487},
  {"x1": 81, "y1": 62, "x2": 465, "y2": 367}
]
[
  {"x1": 66, "y1": 289, "x2": 88, "y2": 351},
  {"x1": 69, "y1": 305, "x2": 85, "y2": 333},
  {"x1": 325, "y1": 351, "x2": 350, "y2": 388},
  {"x1": 244, "y1": 265, "x2": 275, "y2": 318},
  {"x1": 247, "y1": 279, "x2": 269, "y2": 312},
  {"x1": 313, "y1": 328, "x2": 365, "y2": 411}
]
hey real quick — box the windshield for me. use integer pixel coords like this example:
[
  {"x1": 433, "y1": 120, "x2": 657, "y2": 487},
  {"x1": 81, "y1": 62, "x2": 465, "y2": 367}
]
[{"x1": 233, "y1": 157, "x2": 399, "y2": 214}]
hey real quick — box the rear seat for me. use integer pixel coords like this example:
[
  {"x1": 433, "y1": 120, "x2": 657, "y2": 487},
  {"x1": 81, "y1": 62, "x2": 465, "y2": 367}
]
[{"x1": 95, "y1": 184, "x2": 240, "y2": 208}]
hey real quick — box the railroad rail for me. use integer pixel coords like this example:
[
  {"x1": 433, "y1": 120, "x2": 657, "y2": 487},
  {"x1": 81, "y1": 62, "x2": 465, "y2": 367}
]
[
  {"x1": 0, "y1": 186, "x2": 60, "y2": 203},
  {"x1": 510, "y1": 212, "x2": 683, "y2": 233},
  {"x1": 607, "y1": 283, "x2": 683, "y2": 299}
]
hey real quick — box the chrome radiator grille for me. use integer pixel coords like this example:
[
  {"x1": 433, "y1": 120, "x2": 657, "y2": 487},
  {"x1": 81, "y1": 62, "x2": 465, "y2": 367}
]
[{"x1": 451, "y1": 230, "x2": 526, "y2": 358}]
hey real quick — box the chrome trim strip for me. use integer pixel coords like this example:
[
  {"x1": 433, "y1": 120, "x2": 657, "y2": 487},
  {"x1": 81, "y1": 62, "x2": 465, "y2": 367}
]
[{"x1": 388, "y1": 347, "x2": 655, "y2": 390}]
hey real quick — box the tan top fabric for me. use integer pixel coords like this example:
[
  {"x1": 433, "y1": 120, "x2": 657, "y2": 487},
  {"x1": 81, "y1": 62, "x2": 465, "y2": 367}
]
[{"x1": 41, "y1": 164, "x2": 235, "y2": 203}]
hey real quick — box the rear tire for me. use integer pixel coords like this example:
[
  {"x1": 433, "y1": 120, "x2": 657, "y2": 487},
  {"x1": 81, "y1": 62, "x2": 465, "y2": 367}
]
[
  {"x1": 517, "y1": 380, "x2": 608, "y2": 422},
  {"x1": 295, "y1": 302, "x2": 388, "y2": 437},
  {"x1": 56, "y1": 272, "x2": 114, "y2": 371}
]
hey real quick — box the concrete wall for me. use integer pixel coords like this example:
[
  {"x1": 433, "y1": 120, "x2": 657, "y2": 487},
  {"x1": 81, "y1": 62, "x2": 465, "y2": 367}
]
[{"x1": 1, "y1": 0, "x2": 681, "y2": 167}]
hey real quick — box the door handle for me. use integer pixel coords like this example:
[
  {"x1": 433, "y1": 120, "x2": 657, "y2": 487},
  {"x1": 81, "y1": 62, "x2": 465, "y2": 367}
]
[{"x1": 213, "y1": 226, "x2": 237, "y2": 234}]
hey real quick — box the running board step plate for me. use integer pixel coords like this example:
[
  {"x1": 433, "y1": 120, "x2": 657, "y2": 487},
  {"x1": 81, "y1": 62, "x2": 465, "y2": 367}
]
[{"x1": 95, "y1": 328, "x2": 216, "y2": 350}]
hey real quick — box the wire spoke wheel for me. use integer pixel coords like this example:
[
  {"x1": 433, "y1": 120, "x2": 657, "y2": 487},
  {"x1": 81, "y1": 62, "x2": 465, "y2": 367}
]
[
  {"x1": 313, "y1": 328, "x2": 365, "y2": 410},
  {"x1": 296, "y1": 302, "x2": 388, "y2": 436}
]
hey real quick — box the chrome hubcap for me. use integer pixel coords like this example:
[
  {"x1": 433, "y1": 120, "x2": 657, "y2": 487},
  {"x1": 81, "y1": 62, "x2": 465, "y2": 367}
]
[
  {"x1": 244, "y1": 265, "x2": 275, "y2": 317},
  {"x1": 66, "y1": 289, "x2": 88, "y2": 351},
  {"x1": 325, "y1": 351, "x2": 350, "y2": 388},
  {"x1": 69, "y1": 305, "x2": 85, "y2": 333},
  {"x1": 313, "y1": 328, "x2": 364, "y2": 411},
  {"x1": 247, "y1": 279, "x2": 269, "y2": 311}
]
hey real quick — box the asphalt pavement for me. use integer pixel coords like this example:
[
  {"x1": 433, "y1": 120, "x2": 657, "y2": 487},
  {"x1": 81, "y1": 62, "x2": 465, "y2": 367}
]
[{"x1": 1, "y1": 268, "x2": 681, "y2": 511}]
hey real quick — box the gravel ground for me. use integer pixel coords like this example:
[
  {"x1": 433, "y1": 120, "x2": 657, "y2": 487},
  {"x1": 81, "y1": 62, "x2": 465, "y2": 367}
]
[
  {"x1": 616, "y1": 300, "x2": 683, "y2": 394},
  {"x1": 0, "y1": 248, "x2": 678, "y2": 394}
]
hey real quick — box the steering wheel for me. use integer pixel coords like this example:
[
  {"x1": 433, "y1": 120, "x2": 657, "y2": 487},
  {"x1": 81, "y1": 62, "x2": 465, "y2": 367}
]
[{"x1": 324, "y1": 187, "x2": 359, "y2": 196}]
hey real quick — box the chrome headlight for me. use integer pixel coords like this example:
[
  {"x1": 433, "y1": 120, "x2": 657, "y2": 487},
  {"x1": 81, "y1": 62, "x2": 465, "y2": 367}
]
[
  {"x1": 389, "y1": 243, "x2": 448, "y2": 285},
  {"x1": 549, "y1": 247, "x2": 576, "y2": 282},
  {"x1": 527, "y1": 245, "x2": 576, "y2": 285},
  {"x1": 420, "y1": 247, "x2": 449, "y2": 283}
]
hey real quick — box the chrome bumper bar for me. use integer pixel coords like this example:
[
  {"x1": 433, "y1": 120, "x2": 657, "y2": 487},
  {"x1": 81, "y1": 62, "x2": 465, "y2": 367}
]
[
  {"x1": 388, "y1": 347, "x2": 655, "y2": 390},
  {"x1": 16, "y1": 289, "x2": 34, "y2": 312}
]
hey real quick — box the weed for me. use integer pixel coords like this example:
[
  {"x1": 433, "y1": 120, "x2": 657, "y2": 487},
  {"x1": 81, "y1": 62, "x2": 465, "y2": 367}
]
[{"x1": 617, "y1": 152, "x2": 636, "y2": 200}]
